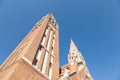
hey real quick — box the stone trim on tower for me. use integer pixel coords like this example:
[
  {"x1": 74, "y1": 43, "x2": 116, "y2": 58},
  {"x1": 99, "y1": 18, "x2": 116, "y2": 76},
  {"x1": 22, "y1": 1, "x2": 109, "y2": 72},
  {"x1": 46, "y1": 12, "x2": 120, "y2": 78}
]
[
  {"x1": 0, "y1": 14, "x2": 60, "y2": 80},
  {"x1": 60, "y1": 40, "x2": 93, "y2": 80},
  {"x1": 0, "y1": 14, "x2": 93, "y2": 80}
]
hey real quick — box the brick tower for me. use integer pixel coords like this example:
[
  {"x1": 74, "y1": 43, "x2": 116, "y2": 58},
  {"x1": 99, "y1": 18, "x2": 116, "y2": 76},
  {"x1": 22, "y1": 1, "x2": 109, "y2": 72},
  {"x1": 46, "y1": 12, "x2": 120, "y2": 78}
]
[
  {"x1": 59, "y1": 40, "x2": 93, "y2": 80},
  {"x1": 0, "y1": 14, "x2": 59, "y2": 80},
  {"x1": 0, "y1": 14, "x2": 93, "y2": 80}
]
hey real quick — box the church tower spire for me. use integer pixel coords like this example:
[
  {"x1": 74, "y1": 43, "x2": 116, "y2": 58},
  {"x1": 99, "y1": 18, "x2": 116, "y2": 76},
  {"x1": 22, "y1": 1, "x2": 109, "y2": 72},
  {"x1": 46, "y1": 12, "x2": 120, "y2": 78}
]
[
  {"x1": 59, "y1": 40, "x2": 93, "y2": 80},
  {"x1": 0, "y1": 14, "x2": 93, "y2": 80},
  {"x1": 68, "y1": 39, "x2": 84, "y2": 63}
]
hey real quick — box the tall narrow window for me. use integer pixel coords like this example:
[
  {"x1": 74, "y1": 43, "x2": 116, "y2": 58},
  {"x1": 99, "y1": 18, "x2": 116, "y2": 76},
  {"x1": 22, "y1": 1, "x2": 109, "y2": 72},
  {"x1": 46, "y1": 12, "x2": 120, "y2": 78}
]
[
  {"x1": 32, "y1": 47, "x2": 42, "y2": 66},
  {"x1": 52, "y1": 39, "x2": 55, "y2": 48},
  {"x1": 45, "y1": 28, "x2": 48, "y2": 35},
  {"x1": 32, "y1": 59, "x2": 37, "y2": 66},
  {"x1": 49, "y1": 67, "x2": 52, "y2": 79},
  {"x1": 51, "y1": 56, "x2": 53, "y2": 64},
  {"x1": 41, "y1": 36, "x2": 46, "y2": 46},
  {"x1": 42, "y1": 51, "x2": 49, "y2": 73},
  {"x1": 36, "y1": 48, "x2": 42, "y2": 60},
  {"x1": 47, "y1": 31, "x2": 53, "y2": 50},
  {"x1": 32, "y1": 57, "x2": 37, "y2": 66}
]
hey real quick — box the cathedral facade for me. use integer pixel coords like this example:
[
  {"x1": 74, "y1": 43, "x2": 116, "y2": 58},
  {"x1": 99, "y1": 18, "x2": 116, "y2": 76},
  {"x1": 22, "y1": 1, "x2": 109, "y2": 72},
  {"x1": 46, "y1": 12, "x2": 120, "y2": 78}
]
[{"x1": 0, "y1": 14, "x2": 93, "y2": 80}]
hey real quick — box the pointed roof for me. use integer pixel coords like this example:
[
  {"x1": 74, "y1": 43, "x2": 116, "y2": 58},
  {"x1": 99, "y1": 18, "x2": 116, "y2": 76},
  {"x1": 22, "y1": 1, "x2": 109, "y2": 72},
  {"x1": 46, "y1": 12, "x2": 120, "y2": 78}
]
[
  {"x1": 69, "y1": 39, "x2": 83, "y2": 57},
  {"x1": 70, "y1": 39, "x2": 79, "y2": 53}
]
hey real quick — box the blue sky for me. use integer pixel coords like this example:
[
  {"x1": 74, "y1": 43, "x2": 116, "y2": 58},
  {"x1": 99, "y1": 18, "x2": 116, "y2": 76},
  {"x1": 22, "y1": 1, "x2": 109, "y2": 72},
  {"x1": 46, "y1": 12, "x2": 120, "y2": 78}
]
[{"x1": 0, "y1": 0, "x2": 120, "y2": 80}]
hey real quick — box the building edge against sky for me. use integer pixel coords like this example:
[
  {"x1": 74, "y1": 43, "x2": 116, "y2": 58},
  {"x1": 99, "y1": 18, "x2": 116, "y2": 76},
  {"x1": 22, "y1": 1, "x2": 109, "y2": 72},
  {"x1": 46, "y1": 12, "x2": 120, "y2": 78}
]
[{"x1": 0, "y1": 14, "x2": 93, "y2": 80}]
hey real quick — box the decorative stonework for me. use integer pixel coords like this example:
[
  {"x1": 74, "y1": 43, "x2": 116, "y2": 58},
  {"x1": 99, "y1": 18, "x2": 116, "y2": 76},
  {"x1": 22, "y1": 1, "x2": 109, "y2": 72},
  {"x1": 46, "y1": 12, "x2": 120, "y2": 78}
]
[
  {"x1": 60, "y1": 40, "x2": 93, "y2": 80},
  {"x1": 0, "y1": 14, "x2": 93, "y2": 80},
  {"x1": 68, "y1": 39, "x2": 84, "y2": 63}
]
